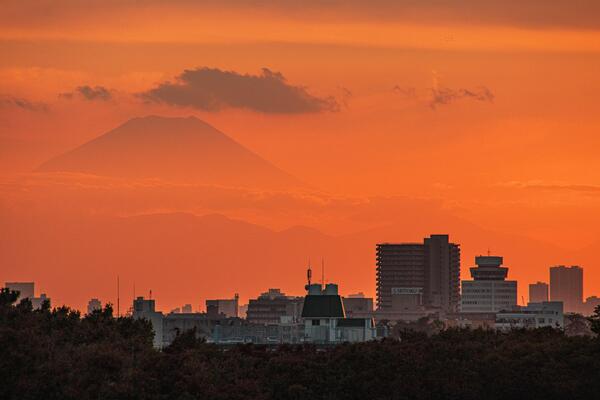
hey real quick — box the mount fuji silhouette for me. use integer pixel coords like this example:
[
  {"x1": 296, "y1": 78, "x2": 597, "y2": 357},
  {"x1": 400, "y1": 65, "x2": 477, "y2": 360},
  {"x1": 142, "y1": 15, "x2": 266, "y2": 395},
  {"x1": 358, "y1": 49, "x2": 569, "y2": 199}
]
[{"x1": 38, "y1": 115, "x2": 301, "y2": 188}]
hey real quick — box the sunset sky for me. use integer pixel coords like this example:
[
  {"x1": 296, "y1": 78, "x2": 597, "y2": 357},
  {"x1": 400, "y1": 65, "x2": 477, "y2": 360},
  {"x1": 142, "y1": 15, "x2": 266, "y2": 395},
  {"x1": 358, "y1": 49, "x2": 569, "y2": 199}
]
[{"x1": 2, "y1": 1, "x2": 600, "y2": 311}]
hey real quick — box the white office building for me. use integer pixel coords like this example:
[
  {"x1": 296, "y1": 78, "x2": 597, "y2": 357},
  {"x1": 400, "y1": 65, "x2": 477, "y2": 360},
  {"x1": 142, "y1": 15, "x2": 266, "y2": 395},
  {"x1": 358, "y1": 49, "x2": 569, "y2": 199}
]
[
  {"x1": 496, "y1": 301, "x2": 564, "y2": 330},
  {"x1": 461, "y1": 256, "x2": 517, "y2": 313}
]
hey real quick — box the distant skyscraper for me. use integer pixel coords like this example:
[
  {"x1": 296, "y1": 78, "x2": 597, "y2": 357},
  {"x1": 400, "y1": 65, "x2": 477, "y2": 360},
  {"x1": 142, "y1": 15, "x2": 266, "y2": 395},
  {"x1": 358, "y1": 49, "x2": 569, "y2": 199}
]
[
  {"x1": 461, "y1": 256, "x2": 517, "y2": 313},
  {"x1": 529, "y1": 282, "x2": 549, "y2": 303},
  {"x1": 376, "y1": 234, "x2": 460, "y2": 312},
  {"x1": 550, "y1": 265, "x2": 583, "y2": 313},
  {"x1": 87, "y1": 298, "x2": 102, "y2": 314}
]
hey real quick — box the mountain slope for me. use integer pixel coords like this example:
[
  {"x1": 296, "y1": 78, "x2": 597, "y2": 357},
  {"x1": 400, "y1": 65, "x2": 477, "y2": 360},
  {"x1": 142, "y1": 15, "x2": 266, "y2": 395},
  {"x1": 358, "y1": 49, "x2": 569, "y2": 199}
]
[{"x1": 37, "y1": 115, "x2": 300, "y2": 188}]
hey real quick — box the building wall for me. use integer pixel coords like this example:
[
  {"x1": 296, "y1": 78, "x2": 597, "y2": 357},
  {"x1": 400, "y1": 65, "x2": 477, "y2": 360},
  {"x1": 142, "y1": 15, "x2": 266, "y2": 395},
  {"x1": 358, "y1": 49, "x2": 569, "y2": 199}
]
[
  {"x1": 529, "y1": 282, "x2": 549, "y2": 303},
  {"x1": 206, "y1": 298, "x2": 238, "y2": 318},
  {"x1": 550, "y1": 266, "x2": 583, "y2": 313},
  {"x1": 461, "y1": 280, "x2": 517, "y2": 313},
  {"x1": 343, "y1": 297, "x2": 374, "y2": 317},
  {"x1": 424, "y1": 235, "x2": 461, "y2": 312},
  {"x1": 246, "y1": 291, "x2": 303, "y2": 325},
  {"x1": 5, "y1": 282, "x2": 34, "y2": 301},
  {"x1": 496, "y1": 301, "x2": 564, "y2": 330},
  {"x1": 376, "y1": 243, "x2": 425, "y2": 310},
  {"x1": 133, "y1": 297, "x2": 164, "y2": 348}
]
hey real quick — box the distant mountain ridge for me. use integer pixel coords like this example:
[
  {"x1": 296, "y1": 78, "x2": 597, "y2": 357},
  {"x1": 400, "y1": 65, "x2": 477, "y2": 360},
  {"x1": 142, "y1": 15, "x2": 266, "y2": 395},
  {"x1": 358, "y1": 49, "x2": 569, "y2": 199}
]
[{"x1": 38, "y1": 115, "x2": 301, "y2": 188}]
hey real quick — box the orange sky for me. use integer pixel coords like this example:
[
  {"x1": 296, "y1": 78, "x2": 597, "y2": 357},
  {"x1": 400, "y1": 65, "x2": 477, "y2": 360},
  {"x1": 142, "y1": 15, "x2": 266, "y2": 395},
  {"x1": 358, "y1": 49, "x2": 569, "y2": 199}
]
[{"x1": 1, "y1": 1, "x2": 600, "y2": 312}]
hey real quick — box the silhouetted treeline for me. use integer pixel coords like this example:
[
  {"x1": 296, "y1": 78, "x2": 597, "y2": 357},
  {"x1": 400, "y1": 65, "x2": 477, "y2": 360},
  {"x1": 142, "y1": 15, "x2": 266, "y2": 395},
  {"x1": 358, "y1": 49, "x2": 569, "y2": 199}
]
[{"x1": 2, "y1": 288, "x2": 600, "y2": 400}]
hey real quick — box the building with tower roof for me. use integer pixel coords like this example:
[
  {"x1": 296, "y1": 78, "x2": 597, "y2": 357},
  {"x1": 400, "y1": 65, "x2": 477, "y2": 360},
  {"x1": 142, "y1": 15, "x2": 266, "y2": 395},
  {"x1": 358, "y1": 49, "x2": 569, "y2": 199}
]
[{"x1": 460, "y1": 255, "x2": 517, "y2": 313}]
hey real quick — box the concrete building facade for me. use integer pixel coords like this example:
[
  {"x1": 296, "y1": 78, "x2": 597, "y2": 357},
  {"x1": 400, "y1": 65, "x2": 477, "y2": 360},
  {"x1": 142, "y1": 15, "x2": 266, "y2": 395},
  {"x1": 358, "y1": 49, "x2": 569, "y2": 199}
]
[
  {"x1": 461, "y1": 256, "x2": 517, "y2": 313},
  {"x1": 376, "y1": 234, "x2": 460, "y2": 313},
  {"x1": 550, "y1": 265, "x2": 583, "y2": 313},
  {"x1": 496, "y1": 301, "x2": 564, "y2": 330},
  {"x1": 246, "y1": 289, "x2": 303, "y2": 325},
  {"x1": 206, "y1": 294, "x2": 239, "y2": 318},
  {"x1": 529, "y1": 281, "x2": 549, "y2": 303}
]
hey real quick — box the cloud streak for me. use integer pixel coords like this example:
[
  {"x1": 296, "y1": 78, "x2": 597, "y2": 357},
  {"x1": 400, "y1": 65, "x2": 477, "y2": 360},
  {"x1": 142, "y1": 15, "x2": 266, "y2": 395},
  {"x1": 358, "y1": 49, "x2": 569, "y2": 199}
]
[
  {"x1": 60, "y1": 85, "x2": 113, "y2": 101},
  {"x1": 0, "y1": 95, "x2": 48, "y2": 112},
  {"x1": 139, "y1": 67, "x2": 339, "y2": 113},
  {"x1": 429, "y1": 86, "x2": 494, "y2": 109}
]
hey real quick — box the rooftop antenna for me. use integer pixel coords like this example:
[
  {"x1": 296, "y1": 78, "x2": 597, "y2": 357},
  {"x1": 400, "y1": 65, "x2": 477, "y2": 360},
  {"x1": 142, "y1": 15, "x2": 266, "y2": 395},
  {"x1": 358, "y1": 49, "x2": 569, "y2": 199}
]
[
  {"x1": 487, "y1": 248, "x2": 491, "y2": 256},
  {"x1": 321, "y1": 257, "x2": 325, "y2": 288},
  {"x1": 117, "y1": 276, "x2": 120, "y2": 318},
  {"x1": 307, "y1": 259, "x2": 312, "y2": 286},
  {"x1": 149, "y1": 289, "x2": 152, "y2": 300}
]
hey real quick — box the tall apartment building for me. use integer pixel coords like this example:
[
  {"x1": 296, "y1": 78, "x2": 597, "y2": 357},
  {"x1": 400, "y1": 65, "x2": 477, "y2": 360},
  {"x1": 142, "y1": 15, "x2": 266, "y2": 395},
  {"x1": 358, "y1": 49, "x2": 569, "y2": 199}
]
[
  {"x1": 550, "y1": 265, "x2": 583, "y2": 313},
  {"x1": 529, "y1": 282, "x2": 549, "y2": 303},
  {"x1": 461, "y1": 256, "x2": 517, "y2": 313},
  {"x1": 376, "y1": 234, "x2": 460, "y2": 312}
]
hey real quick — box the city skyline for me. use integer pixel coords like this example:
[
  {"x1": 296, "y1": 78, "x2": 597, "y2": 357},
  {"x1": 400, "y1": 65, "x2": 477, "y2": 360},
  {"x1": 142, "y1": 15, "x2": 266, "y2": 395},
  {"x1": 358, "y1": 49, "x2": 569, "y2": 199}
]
[
  {"x1": 2, "y1": 1, "x2": 600, "y2": 316},
  {"x1": 5, "y1": 236, "x2": 595, "y2": 316},
  {"x1": 2, "y1": 3, "x2": 600, "y2": 398}
]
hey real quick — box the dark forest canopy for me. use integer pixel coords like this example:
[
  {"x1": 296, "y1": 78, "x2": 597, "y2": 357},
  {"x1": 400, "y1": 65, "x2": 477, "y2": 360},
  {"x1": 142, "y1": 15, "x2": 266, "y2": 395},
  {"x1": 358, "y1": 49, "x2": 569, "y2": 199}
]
[{"x1": 2, "y1": 288, "x2": 600, "y2": 400}]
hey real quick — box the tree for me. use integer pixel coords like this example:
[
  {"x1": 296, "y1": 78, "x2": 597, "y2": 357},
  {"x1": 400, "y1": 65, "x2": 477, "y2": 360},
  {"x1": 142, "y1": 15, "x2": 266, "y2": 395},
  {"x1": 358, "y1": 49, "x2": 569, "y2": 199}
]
[{"x1": 588, "y1": 304, "x2": 600, "y2": 335}]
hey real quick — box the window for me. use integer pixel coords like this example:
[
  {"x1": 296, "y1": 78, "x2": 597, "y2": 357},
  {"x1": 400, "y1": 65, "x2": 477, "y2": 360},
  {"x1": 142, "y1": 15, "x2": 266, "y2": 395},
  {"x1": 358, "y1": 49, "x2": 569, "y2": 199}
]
[{"x1": 312, "y1": 319, "x2": 320, "y2": 326}]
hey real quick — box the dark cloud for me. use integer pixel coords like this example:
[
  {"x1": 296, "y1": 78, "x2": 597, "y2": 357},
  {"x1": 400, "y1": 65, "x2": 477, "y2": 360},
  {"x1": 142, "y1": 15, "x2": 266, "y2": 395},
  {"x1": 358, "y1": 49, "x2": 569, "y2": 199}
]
[
  {"x1": 0, "y1": 95, "x2": 48, "y2": 112},
  {"x1": 60, "y1": 85, "x2": 113, "y2": 101},
  {"x1": 77, "y1": 85, "x2": 112, "y2": 101},
  {"x1": 139, "y1": 67, "x2": 339, "y2": 113},
  {"x1": 429, "y1": 86, "x2": 494, "y2": 109}
]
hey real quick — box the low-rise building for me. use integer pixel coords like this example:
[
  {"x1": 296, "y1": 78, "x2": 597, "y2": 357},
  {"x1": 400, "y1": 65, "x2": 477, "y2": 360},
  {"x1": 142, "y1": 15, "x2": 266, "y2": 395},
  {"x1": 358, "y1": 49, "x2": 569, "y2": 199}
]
[
  {"x1": 246, "y1": 289, "x2": 303, "y2": 325},
  {"x1": 206, "y1": 294, "x2": 239, "y2": 318},
  {"x1": 343, "y1": 293, "x2": 374, "y2": 318},
  {"x1": 302, "y1": 283, "x2": 376, "y2": 343},
  {"x1": 133, "y1": 297, "x2": 165, "y2": 348},
  {"x1": 495, "y1": 301, "x2": 564, "y2": 330}
]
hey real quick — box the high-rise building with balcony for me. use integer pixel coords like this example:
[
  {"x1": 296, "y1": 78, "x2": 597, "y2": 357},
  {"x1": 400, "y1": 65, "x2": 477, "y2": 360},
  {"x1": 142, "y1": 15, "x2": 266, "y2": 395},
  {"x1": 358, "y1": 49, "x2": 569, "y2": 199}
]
[{"x1": 376, "y1": 234, "x2": 460, "y2": 313}]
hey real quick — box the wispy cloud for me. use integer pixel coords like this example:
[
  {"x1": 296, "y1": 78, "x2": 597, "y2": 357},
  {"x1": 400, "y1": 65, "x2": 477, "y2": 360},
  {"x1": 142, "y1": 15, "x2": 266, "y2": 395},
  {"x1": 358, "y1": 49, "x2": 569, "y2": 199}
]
[
  {"x1": 0, "y1": 95, "x2": 48, "y2": 112},
  {"x1": 60, "y1": 85, "x2": 113, "y2": 101},
  {"x1": 496, "y1": 181, "x2": 600, "y2": 193},
  {"x1": 429, "y1": 86, "x2": 494, "y2": 109}
]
